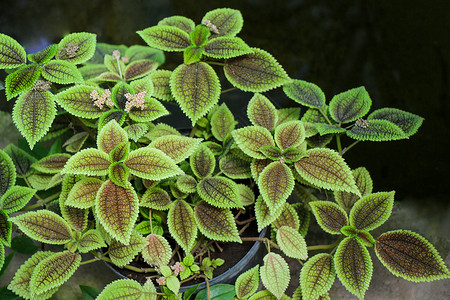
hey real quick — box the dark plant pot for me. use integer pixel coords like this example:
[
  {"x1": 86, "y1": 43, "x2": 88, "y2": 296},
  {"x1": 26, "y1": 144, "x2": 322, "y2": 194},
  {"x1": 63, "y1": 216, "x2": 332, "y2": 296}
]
[{"x1": 103, "y1": 227, "x2": 268, "y2": 293}]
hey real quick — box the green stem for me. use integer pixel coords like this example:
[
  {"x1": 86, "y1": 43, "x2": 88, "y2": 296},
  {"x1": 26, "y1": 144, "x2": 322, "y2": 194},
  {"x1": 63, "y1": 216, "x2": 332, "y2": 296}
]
[
  {"x1": 19, "y1": 192, "x2": 60, "y2": 211},
  {"x1": 341, "y1": 140, "x2": 360, "y2": 155},
  {"x1": 23, "y1": 177, "x2": 42, "y2": 200},
  {"x1": 318, "y1": 108, "x2": 332, "y2": 125},
  {"x1": 221, "y1": 87, "x2": 237, "y2": 94},
  {"x1": 206, "y1": 61, "x2": 225, "y2": 66},
  {"x1": 90, "y1": 251, "x2": 155, "y2": 273},
  {"x1": 240, "y1": 237, "x2": 280, "y2": 250},
  {"x1": 189, "y1": 123, "x2": 199, "y2": 138},
  {"x1": 307, "y1": 238, "x2": 342, "y2": 251},
  {"x1": 336, "y1": 135, "x2": 343, "y2": 154}
]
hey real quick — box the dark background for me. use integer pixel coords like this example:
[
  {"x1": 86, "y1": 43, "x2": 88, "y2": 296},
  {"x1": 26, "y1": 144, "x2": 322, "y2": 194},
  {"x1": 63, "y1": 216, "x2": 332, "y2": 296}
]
[{"x1": 0, "y1": 0, "x2": 449, "y2": 203}]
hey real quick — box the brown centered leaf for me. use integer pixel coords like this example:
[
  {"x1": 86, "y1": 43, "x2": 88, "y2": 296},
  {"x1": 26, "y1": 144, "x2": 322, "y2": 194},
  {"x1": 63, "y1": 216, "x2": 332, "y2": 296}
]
[
  {"x1": 97, "y1": 120, "x2": 128, "y2": 154},
  {"x1": 309, "y1": 201, "x2": 349, "y2": 235}
]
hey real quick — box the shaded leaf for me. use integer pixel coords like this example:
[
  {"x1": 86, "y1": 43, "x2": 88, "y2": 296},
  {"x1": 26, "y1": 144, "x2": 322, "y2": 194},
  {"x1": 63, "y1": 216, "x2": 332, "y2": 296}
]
[
  {"x1": 248, "y1": 290, "x2": 277, "y2": 300},
  {"x1": 124, "y1": 59, "x2": 157, "y2": 81},
  {"x1": 260, "y1": 252, "x2": 290, "y2": 299},
  {"x1": 0, "y1": 185, "x2": 36, "y2": 214},
  {"x1": 176, "y1": 175, "x2": 197, "y2": 194},
  {"x1": 79, "y1": 64, "x2": 108, "y2": 80},
  {"x1": 202, "y1": 8, "x2": 243, "y2": 38},
  {"x1": 109, "y1": 231, "x2": 148, "y2": 267},
  {"x1": 247, "y1": 93, "x2": 278, "y2": 130},
  {"x1": 203, "y1": 36, "x2": 252, "y2": 59},
  {"x1": 108, "y1": 162, "x2": 130, "y2": 188},
  {"x1": 368, "y1": 107, "x2": 424, "y2": 137},
  {"x1": 210, "y1": 103, "x2": 236, "y2": 142},
  {"x1": 313, "y1": 123, "x2": 346, "y2": 136},
  {"x1": 150, "y1": 69, "x2": 174, "y2": 101},
  {"x1": 235, "y1": 265, "x2": 259, "y2": 299},
  {"x1": 0, "y1": 149, "x2": 16, "y2": 197},
  {"x1": 41, "y1": 60, "x2": 83, "y2": 84},
  {"x1": 255, "y1": 195, "x2": 282, "y2": 232},
  {"x1": 232, "y1": 126, "x2": 275, "y2": 159},
  {"x1": 0, "y1": 211, "x2": 12, "y2": 246},
  {"x1": 78, "y1": 229, "x2": 106, "y2": 253},
  {"x1": 158, "y1": 15, "x2": 195, "y2": 33},
  {"x1": 62, "y1": 148, "x2": 110, "y2": 176},
  {"x1": 55, "y1": 85, "x2": 106, "y2": 119},
  {"x1": 141, "y1": 187, "x2": 172, "y2": 210},
  {"x1": 259, "y1": 145, "x2": 282, "y2": 160},
  {"x1": 125, "y1": 45, "x2": 165, "y2": 65},
  {"x1": 349, "y1": 191, "x2": 395, "y2": 231},
  {"x1": 56, "y1": 32, "x2": 96, "y2": 64},
  {"x1": 238, "y1": 183, "x2": 255, "y2": 206},
  {"x1": 274, "y1": 120, "x2": 305, "y2": 150},
  {"x1": 10, "y1": 235, "x2": 38, "y2": 255},
  {"x1": 124, "y1": 123, "x2": 149, "y2": 142},
  {"x1": 138, "y1": 25, "x2": 190, "y2": 52},
  {"x1": 283, "y1": 79, "x2": 326, "y2": 108},
  {"x1": 97, "y1": 119, "x2": 128, "y2": 154},
  {"x1": 300, "y1": 253, "x2": 335, "y2": 300},
  {"x1": 150, "y1": 135, "x2": 202, "y2": 164},
  {"x1": 79, "y1": 285, "x2": 101, "y2": 300},
  {"x1": 282, "y1": 147, "x2": 307, "y2": 164},
  {"x1": 250, "y1": 158, "x2": 272, "y2": 182},
  {"x1": 27, "y1": 44, "x2": 58, "y2": 64},
  {"x1": 98, "y1": 109, "x2": 126, "y2": 131},
  {"x1": 146, "y1": 123, "x2": 181, "y2": 140},
  {"x1": 277, "y1": 226, "x2": 308, "y2": 260},
  {"x1": 292, "y1": 202, "x2": 311, "y2": 237},
  {"x1": 127, "y1": 97, "x2": 169, "y2": 123},
  {"x1": 64, "y1": 132, "x2": 89, "y2": 153},
  {"x1": 309, "y1": 201, "x2": 348, "y2": 235},
  {"x1": 276, "y1": 107, "x2": 301, "y2": 126},
  {"x1": 97, "y1": 71, "x2": 122, "y2": 82},
  {"x1": 168, "y1": 200, "x2": 197, "y2": 253},
  {"x1": 272, "y1": 203, "x2": 300, "y2": 231},
  {"x1": 0, "y1": 33, "x2": 26, "y2": 68},
  {"x1": 197, "y1": 176, "x2": 241, "y2": 208},
  {"x1": 329, "y1": 87, "x2": 372, "y2": 123},
  {"x1": 96, "y1": 278, "x2": 148, "y2": 300},
  {"x1": 334, "y1": 167, "x2": 373, "y2": 211},
  {"x1": 142, "y1": 234, "x2": 172, "y2": 267},
  {"x1": 347, "y1": 119, "x2": 407, "y2": 142},
  {"x1": 190, "y1": 144, "x2": 216, "y2": 178},
  {"x1": 26, "y1": 172, "x2": 54, "y2": 190},
  {"x1": 59, "y1": 174, "x2": 88, "y2": 232},
  {"x1": 66, "y1": 177, "x2": 102, "y2": 209},
  {"x1": 219, "y1": 153, "x2": 251, "y2": 179},
  {"x1": 31, "y1": 153, "x2": 71, "y2": 174}
]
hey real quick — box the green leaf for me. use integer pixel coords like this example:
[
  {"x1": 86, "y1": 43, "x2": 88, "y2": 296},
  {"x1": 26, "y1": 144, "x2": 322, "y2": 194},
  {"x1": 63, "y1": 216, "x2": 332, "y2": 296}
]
[
  {"x1": 123, "y1": 59, "x2": 157, "y2": 81},
  {"x1": 292, "y1": 202, "x2": 311, "y2": 237},
  {"x1": 219, "y1": 153, "x2": 251, "y2": 179},
  {"x1": 329, "y1": 87, "x2": 372, "y2": 123},
  {"x1": 190, "y1": 24, "x2": 210, "y2": 47},
  {"x1": 62, "y1": 148, "x2": 110, "y2": 176},
  {"x1": 210, "y1": 103, "x2": 236, "y2": 142},
  {"x1": 194, "y1": 200, "x2": 241, "y2": 242},
  {"x1": 0, "y1": 251, "x2": 13, "y2": 279},
  {"x1": 158, "y1": 15, "x2": 195, "y2": 33},
  {"x1": 355, "y1": 230, "x2": 376, "y2": 247},
  {"x1": 250, "y1": 158, "x2": 272, "y2": 182},
  {"x1": 235, "y1": 265, "x2": 259, "y2": 299},
  {"x1": 313, "y1": 123, "x2": 346, "y2": 136},
  {"x1": 202, "y1": 8, "x2": 243, "y2": 38},
  {"x1": 109, "y1": 142, "x2": 130, "y2": 163},
  {"x1": 127, "y1": 97, "x2": 169, "y2": 123},
  {"x1": 10, "y1": 210, "x2": 72, "y2": 244},
  {"x1": 282, "y1": 147, "x2": 306, "y2": 164},
  {"x1": 258, "y1": 161, "x2": 294, "y2": 213},
  {"x1": 4, "y1": 144, "x2": 36, "y2": 178},
  {"x1": 277, "y1": 226, "x2": 308, "y2": 260},
  {"x1": 109, "y1": 230, "x2": 147, "y2": 267},
  {"x1": 376, "y1": 230, "x2": 450, "y2": 282},
  {"x1": 349, "y1": 191, "x2": 395, "y2": 231},
  {"x1": 125, "y1": 147, "x2": 183, "y2": 181},
  {"x1": 195, "y1": 284, "x2": 236, "y2": 300},
  {"x1": 224, "y1": 48, "x2": 290, "y2": 93},
  {"x1": 79, "y1": 64, "x2": 108, "y2": 81},
  {"x1": 272, "y1": 203, "x2": 300, "y2": 231},
  {"x1": 59, "y1": 174, "x2": 88, "y2": 232},
  {"x1": 138, "y1": 25, "x2": 190, "y2": 52},
  {"x1": 276, "y1": 107, "x2": 301, "y2": 126},
  {"x1": 309, "y1": 201, "x2": 349, "y2": 235},
  {"x1": 125, "y1": 45, "x2": 165, "y2": 65},
  {"x1": 141, "y1": 187, "x2": 172, "y2": 210},
  {"x1": 300, "y1": 253, "x2": 335, "y2": 300},
  {"x1": 190, "y1": 144, "x2": 216, "y2": 178},
  {"x1": 124, "y1": 123, "x2": 149, "y2": 142},
  {"x1": 0, "y1": 186, "x2": 35, "y2": 214},
  {"x1": 255, "y1": 195, "x2": 282, "y2": 232},
  {"x1": 294, "y1": 148, "x2": 360, "y2": 195},
  {"x1": 66, "y1": 177, "x2": 102, "y2": 209},
  {"x1": 108, "y1": 162, "x2": 129, "y2": 187},
  {"x1": 183, "y1": 46, "x2": 203, "y2": 65},
  {"x1": 334, "y1": 167, "x2": 373, "y2": 212},
  {"x1": 5, "y1": 65, "x2": 40, "y2": 100},
  {"x1": 96, "y1": 278, "x2": 148, "y2": 300},
  {"x1": 97, "y1": 119, "x2": 128, "y2": 154},
  {"x1": 79, "y1": 285, "x2": 101, "y2": 300},
  {"x1": 0, "y1": 33, "x2": 26, "y2": 68},
  {"x1": 260, "y1": 252, "x2": 290, "y2": 299},
  {"x1": 27, "y1": 44, "x2": 58, "y2": 64},
  {"x1": 77, "y1": 229, "x2": 106, "y2": 253},
  {"x1": 12, "y1": 88, "x2": 56, "y2": 149},
  {"x1": 98, "y1": 110, "x2": 126, "y2": 131},
  {"x1": 170, "y1": 62, "x2": 220, "y2": 124},
  {"x1": 247, "y1": 93, "x2": 278, "y2": 130},
  {"x1": 10, "y1": 235, "x2": 38, "y2": 254},
  {"x1": 0, "y1": 149, "x2": 16, "y2": 197},
  {"x1": 203, "y1": 36, "x2": 252, "y2": 59},
  {"x1": 334, "y1": 237, "x2": 372, "y2": 299},
  {"x1": 197, "y1": 176, "x2": 241, "y2": 208},
  {"x1": 232, "y1": 126, "x2": 275, "y2": 159},
  {"x1": 168, "y1": 200, "x2": 197, "y2": 253},
  {"x1": 238, "y1": 184, "x2": 255, "y2": 206},
  {"x1": 368, "y1": 107, "x2": 424, "y2": 137},
  {"x1": 176, "y1": 175, "x2": 198, "y2": 194},
  {"x1": 96, "y1": 180, "x2": 139, "y2": 244},
  {"x1": 347, "y1": 118, "x2": 407, "y2": 141},
  {"x1": 55, "y1": 85, "x2": 107, "y2": 119},
  {"x1": 150, "y1": 70, "x2": 174, "y2": 101},
  {"x1": 0, "y1": 211, "x2": 12, "y2": 246},
  {"x1": 274, "y1": 120, "x2": 305, "y2": 151},
  {"x1": 142, "y1": 234, "x2": 172, "y2": 267},
  {"x1": 283, "y1": 79, "x2": 326, "y2": 108},
  {"x1": 56, "y1": 32, "x2": 97, "y2": 64},
  {"x1": 147, "y1": 123, "x2": 181, "y2": 140},
  {"x1": 150, "y1": 135, "x2": 201, "y2": 164},
  {"x1": 64, "y1": 132, "x2": 89, "y2": 153},
  {"x1": 31, "y1": 153, "x2": 70, "y2": 174},
  {"x1": 248, "y1": 290, "x2": 277, "y2": 300},
  {"x1": 41, "y1": 60, "x2": 83, "y2": 84}
]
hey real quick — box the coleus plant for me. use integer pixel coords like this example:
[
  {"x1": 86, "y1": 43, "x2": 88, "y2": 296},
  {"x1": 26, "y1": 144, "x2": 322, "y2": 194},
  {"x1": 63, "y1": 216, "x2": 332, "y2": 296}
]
[{"x1": 0, "y1": 7, "x2": 448, "y2": 300}]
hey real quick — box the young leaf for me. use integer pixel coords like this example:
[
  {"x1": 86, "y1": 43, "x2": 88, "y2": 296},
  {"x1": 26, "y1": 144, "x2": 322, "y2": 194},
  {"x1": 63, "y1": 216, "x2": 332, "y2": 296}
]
[
  {"x1": 329, "y1": 87, "x2": 372, "y2": 123},
  {"x1": 255, "y1": 195, "x2": 283, "y2": 232},
  {"x1": 282, "y1": 147, "x2": 307, "y2": 164},
  {"x1": 309, "y1": 201, "x2": 349, "y2": 235},
  {"x1": 276, "y1": 226, "x2": 308, "y2": 260},
  {"x1": 283, "y1": 79, "x2": 326, "y2": 108},
  {"x1": 109, "y1": 142, "x2": 130, "y2": 163},
  {"x1": 203, "y1": 36, "x2": 252, "y2": 59},
  {"x1": 238, "y1": 183, "x2": 255, "y2": 206},
  {"x1": 347, "y1": 119, "x2": 407, "y2": 142},
  {"x1": 272, "y1": 203, "x2": 300, "y2": 230},
  {"x1": 98, "y1": 109, "x2": 126, "y2": 131},
  {"x1": 334, "y1": 237, "x2": 372, "y2": 299},
  {"x1": 96, "y1": 279, "x2": 148, "y2": 300},
  {"x1": 77, "y1": 229, "x2": 106, "y2": 253},
  {"x1": 202, "y1": 8, "x2": 243, "y2": 38},
  {"x1": 334, "y1": 167, "x2": 373, "y2": 211},
  {"x1": 108, "y1": 162, "x2": 130, "y2": 187},
  {"x1": 5, "y1": 64, "x2": 40, "y2": 100},
  {"x1": 170, "y1": 62, "x2": 220, "y2": 124},
  {"x1": 56, "y1": 32, "x2": 97, "y2": 64},
  {"x1": 158, "y1": 15, "x2": 195, "y2": 33},
  {"x1": 97, "y1": 119, "x2": 128, "y2": 154},
  {"x1": 138, "y1": 25, "x2": 191, "y2": 52},
  {"x1": 190, "y1": 143, "x2": 216, "y2": 178},
  {"x1": 168, "y1": 200, "x2": 197, "y2": 253},
  {"x1": 0, "y1": 149, "x2": 16, "y2": 197},
  {"x1": 150, "y1": 69, "x2": 174, "y2": 101},
  {"x1": 176, "y1": 175, "x2": 197, "y2": 194},
  {"x1": 141, "y1": 187, "x2": 172, "y2": 210},
  {"x1": 349, "y1": 191, "x2": 395, "y2": 231},
  {"x1": 111, "y1": 81, "x2": 133, "y2": 109},
  {"x1": 197, "y1": 176, "x2": 241, "y2": 208},
  {"x1": 108, "y1": 231, "x2": 148, "y2": 267},
  {"x1": 130, "y1": 75, "x2": 154, "y2": 98},
  {"x1": 235, "y1": 265, "x2": 259, "y2": 299},
  {"x1": 27, "y1": 44, "x2": 58, "y2": 64},
  {"x1": 258, "y1": 161, "x2": 294, "y2": 213},
  {"x1": 125, "y1": 147, "x2": 183, "y2": 181},
  {"x1": 95, "y1": 180, "x2": 139, "y2": 244},
  {"x1": 300, "y1": 253, "x2": 335, "y2": 300},
  {"x1": 0, "y1": 210, "x2": 12, "y2": 246},
  {"x1": 124, "y1": 59, "x2": 157, "y2": 81},
  {"x1": 124, "y1": 123, "x2": 149, "y2": 142},
  {"x1": 194, "y1": 201, "x2": 241, "y2": 243},
  {"x1": 295, "y1": 148, "x2": 360, "y2": 195},
  {"x1": 232, "y1": 126, "x2": 275, "y2": 159},
  {"x1": 224, "y1": 48, "x2": 290, "y2": 93},
  {"x1": 127, "y1": 97, "x2": 169, "y2": 123},
  {"x1": 375, "y1": 230, "x2": 450, "y2": 282},
  {"x1": 190, "y1": 24, "x2": 210, "y2": 47},
  {"x1": 0, "y1": 185, "x2": 36, "y2": 214},
  {"x1": 274, "y1": 120, "x2": 305, "y2": 150},
  {"x1": 219, "y1": 153, "x2": 252, "y2": 179},
  {"x1": 0, "y1": 33, "x2": 26, "y2": 68},
  {"x1": 9, "y1": 210, "x2": 72, "y2": 244},
  {"x1": 142, "y1": 234, "x2": 172, "y2": 267},
  {"x1": 356, "y1": 230, "x2": 376, "y2": 247},
  {"x1": 65, "y1": 177, "x2": 102, "y2": 209},
  {"x1": 31, "y1": 153, "x2": 71, "y2": 174},
  {"x1": 210, "y1": 103, "x2": 236, "y2": 142},
  {"x1": 258, "y1": 145, "x2": 282, "y2": 160},
  {"x1": 55, "y1": 85, "x2": 106, "y2": 119},
  {"x1": 41, "y1": 60, "x2": 83, "y2": 84},
  {"x1": 260, "y1": 252, "x2": 290, "y2": 299},
  {"x1": 62, "y1": 148, "x2": 110, "y2": 176},
  {"x1": 150, "y1": 135, "x2": 202, "y2": 164},
  {"x1": 368, "y1": 107, "x2": 424, "y2": 137},
  {"x1": 247, "y1": 93, "x2": 278, "y2": 130}
]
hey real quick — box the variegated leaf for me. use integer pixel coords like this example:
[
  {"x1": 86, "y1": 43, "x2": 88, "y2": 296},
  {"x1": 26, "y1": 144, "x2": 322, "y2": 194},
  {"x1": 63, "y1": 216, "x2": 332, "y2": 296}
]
[
  {"x1": 9, "y1": 210, "x2": 72, "y2": 244},
  {"x1": 26, "y1": 172, "x2": 54, "y2": 190},
  {"x1": 194, "y1": 201, "x2": 241, "y2": 242},
  {"x1": 247, "y1": 93, "x2": 278, "y2": 130},
  {"x1": 224, "y1": 48, "x2": 290, "y2": 93},
  {"x1": 210, "y1": 103, "x2": 236, "y2": 142},
  {"x1": 77, "y1": 229, "x2": 106, "y2": 253},
  {"x1": 334, "y1": 167, "x2": 373, "y2": 211},
  {"x1": 309, "y1": 201, "x2": 348, "y2": 235},
  {"x1": 150, "y1": 69, "x2": 174, "y2": 101},
  {"x1": 0, "y1": 243, "x2": 3, "y2": 271},
  {"x1": 109, "y1": 162, "x2": 130, "y2": 188},
  {"x1": 124, "y1": 59, "x2": 157, "y2": 81},
  {"x1": 294, "y1": 148, "x2": 360, "y2": 195},
  {"x1": 355, "y1": 230, "x2": 376, "y2": 247},
  {"x1": 255, "y1": 195, "x2": 283, "y2": 232},
  {"x1": 258, "y1": 161, "x2": 294, "y2": 213},
  {"x1": 238, "y1": 183, "x2": 255, "y2": 206},
  {"x1": 125, "y1": 147, "x2": 183, "y2": 181},
  {"x1": 272, "y1": 203, "x2": 300, "y2": 231},
  {"x1": 146, "y1": 123, "x2": 181, "y2": 140},
  {"x1": 347, "y1": 119, "x2": 407, "y2": 142},
  {"x1": 0, "y1": 185, "x2": 36, "y2": 214},
  {"x1": 31, "y1": 153, "x2": 71, "y2": 174},
  {"x1": 12, "y1": 88, "x2": 56, "y2": 149},
  {"x1": 124, "y1": 123, "x2": 149, "y2": 142},
  {"x1": 334, "y1": 237, "x2": 372, "y2": 299},
  {"x1": 375, "y1": 230, "x2": 450, "y2": 282},
  {"x1": 349, "y1": 191, "x2": 395, "y2": 231},
  {"x1": 96, "y1": 278, "x2": 148, "y2": 300},
  {"x1": 41, "y1": 60, "x2": 83, "y2": 84},
  {"x1": 259, "y1": 145, "x2": 282, "y2": 160},
  {"x1": 190, "y1": 143, "x2": 216, "y2": 178},
  {"x1": 95, "y1": 180, "x2": 139, "y2": 244},
  {"x1": 109, "y1": 230, "x2": 148, "y2": 267},
  {"x1": 283, "y1": 79, "x2": 326, "y2": 108},
  {"x1": 276, "y1": 107, "x2": 301, "y2": 126},
  {"x1": 368, "y1": 107, "x2": 424, "y2": 137},
  {"x1": 260, "y1": 252, "x2": 290, "y2": 299},
  {"x1": 168, "y1": 200, "x2": 197, "y2": 253},
  {"x1": 197, "y1": 176, "x2": 241, "y2": 208},
  {"x1": 190, "y1": 24, "x2": 210, "y2": 47},
  {"x1": 27, "y1": 44, "x2": 58, "y2": 64},
  {"x1": 202, "y1": 8, "x2": 243, "y2": 38},
  {"x1": 276, "y1": 226, "x2": 308, "y2": 260},
  {"x1": 150, "y1": 135, "x2": 202, "y2": 164},
  {"x1": 250, "y1": 158, "x2": 272, "y2": 182},
  {"x1": 232, "y1": 126, "x2": 275, "y2": 159},
  {"x1": 235, "y1": 265, "x2": 259, "y2": 299},
  {"x1": 176, "y1": 175, "x2": 197, "y2": 194},
  {"x1": 300, "y1": 253, "x2": 335, "y2": 300},
  {"x1": 0, "y1": 210, "x2": 11, "y2": 246},
  {"x1": 274, "y1": 120, "x2": 305, "y2": 150},
  {"x1": 98, "y1": 109, "x2": 126, "y2": 130},
  {"x1": 109, "y1": 141, "x2": 130, "y2": 163},
  {"x1": 158, "y1": 15, "x2": 195, "y2": 33},
  {"x1": 219, "y1": 153, "x2": 252, "y2": 179},
  {"x1": 203, "y1": 36, "x2": 252, "y2": 59},
  {"x1": 142, "y1": 234, "x2": 172, "y2": 267},
  {"x1": 59, "y1": 174, "x2": 88, "y2": 232},
  {"x1": 62, "y1": 148, "x2": 110, "y2": 176},
  {"x1": 329, "y1": 87, "x2": 372, "y2": 123},
  {"x1": 5, "y1": 64, "x2": 41, "y2": 100},
  {"x1": 55, "y1": 85, "x2": 107, "y2": 119},
  {"x1": 97, "y1": 119, "x2": 128, "y2": 154},
  {"x1": 292, "y1": 202, "x2": 311, "y2": 237},
  {"x1": 111, "y1": 81, "x2": 133, "y2": 109},
  {"x1": 127, "y1": 97, "x2": 169, "y2": 122},
  {"x1": 130, "y1": 75, "x2": 154, "y2": 97},
  {"x1": 138, "y1": 25, "x2": 190, "y2": 51},
  {"x1": 0, "y1": 33, "x2": 26, "y2": 68},
  {"x1": 0, "y1": 148, "x2": 16, "y2": 197},
  {"x1": 141, "y1": 187, "x2": 172, "y2": 210},
  {"x1": 282, "y1": 147, "x2": 307, "y2": 164},
  {"x1": 65, "y1": 177, "x2": 102, "y2": 209},
  {"x1": 56, "y1": 32, "x2": 96, "y2": 64},
  {"x1": 248, "y1": 290, "x2": 277, "y2": 299}
]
